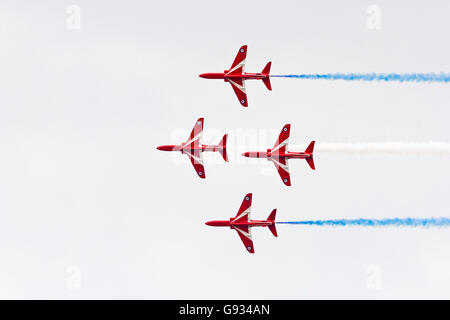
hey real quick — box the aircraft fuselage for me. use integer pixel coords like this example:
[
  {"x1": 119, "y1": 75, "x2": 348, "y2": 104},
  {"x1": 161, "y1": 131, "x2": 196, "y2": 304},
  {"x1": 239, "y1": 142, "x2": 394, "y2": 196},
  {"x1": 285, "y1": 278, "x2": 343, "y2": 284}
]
[
  {"x1": 205, "y1": 219, "x2": 273, "y2": 228},
  {"x1": 242, "y1": 150, "x2": 312, "y2": 160},
  {"x1": 157, "y1": 144, "x2": 223, "y2": 153},
  {"x1": 199, "y1": 72, "x2": 268, "y2": 81}
]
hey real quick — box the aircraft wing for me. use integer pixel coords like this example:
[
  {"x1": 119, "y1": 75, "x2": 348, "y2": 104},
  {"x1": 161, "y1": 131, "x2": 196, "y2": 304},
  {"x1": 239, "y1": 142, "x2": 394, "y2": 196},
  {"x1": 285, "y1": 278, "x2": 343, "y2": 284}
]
[
  {"x1": 232, "y1": 193, "x2": 252, "y2": 223},
  {"x1": 271, "y1": 124, "x2": 290, "y2": 154},
  {"x1": 180, "y1": 118, "x2": 205, "y2": 178},
  {"x1": 228, "y1": 78, "x2": 248, "y2": 107},
  {"x1": 227, "y1": 45, "x2": 247, "y2": 75},
  {"x1": 270, "y1": 156, "x2": 291, "y2": 186},
  {"x1": 184, "y1": 148, "x2": 206, "y2": 179},
  {"x1": 232, "y1": 225, "x2": 255, "y2": 253},
  {"x1": 182, "y1": 118, "x2": 203, "y2": 149}
]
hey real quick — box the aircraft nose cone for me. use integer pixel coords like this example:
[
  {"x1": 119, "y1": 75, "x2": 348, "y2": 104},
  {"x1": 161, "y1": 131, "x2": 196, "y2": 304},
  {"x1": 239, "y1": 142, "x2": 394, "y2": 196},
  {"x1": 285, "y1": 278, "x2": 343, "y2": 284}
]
[
  {"x1": 157, "y1": 145, "x2": 172, "y2": 151},
  {"x1": 242, "y1": 152, "x2": 250, "y2": 157},
  {"x1": 205, "y1": 221, "x2": 213, "y2": 226},
  {"x1": 199, "y1": 73, "x2": 207, "y2": 78}
]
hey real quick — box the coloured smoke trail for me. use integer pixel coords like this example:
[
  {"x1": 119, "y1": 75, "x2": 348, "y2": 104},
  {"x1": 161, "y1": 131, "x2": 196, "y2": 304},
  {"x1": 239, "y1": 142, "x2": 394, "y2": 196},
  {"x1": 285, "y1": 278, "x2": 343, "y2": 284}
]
[
  {"x1": 291, "y1": 142, "x2": 450, "y2": 155},
  {"x1": 277, "y1": 218, "x2": 450, "y2": 227},
  {"x1": 270, "y1": 73, "x2": 450, "y2": 82}
]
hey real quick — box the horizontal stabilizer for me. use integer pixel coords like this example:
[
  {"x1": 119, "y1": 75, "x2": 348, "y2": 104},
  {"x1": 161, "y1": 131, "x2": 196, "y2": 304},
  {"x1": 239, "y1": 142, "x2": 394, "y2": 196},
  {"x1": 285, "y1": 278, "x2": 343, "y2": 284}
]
[
  {"x1": 262, "y1": 61, "x2": 271, "y2": 75},
  {"x1": 267, "y1": 209, "x2": 277, "y2": 221},
  {"x1": 262, "y1": 62, "x2": 272, "y2": 90},
  {"x1": 262, "y1": 78, "x2": 272, "y2": 91},
  {"x1": 267, "y1": 209, "x2": 278, "y2": 237},
  {"x1": 268, "y1": 224, "x2": 278, "y2": 237},
  {"x1": 305, "y1": 141, "x2": 315, "y2": 170},
  {"x1": 305, "y1": 156, "x2": 315, "y2": 170},
  {"x1": 218, "y1": 134, "x2": 228, "y2": 162},
  {"x1": 305, "y1": 141, "x2": 315, "y2": 154}
]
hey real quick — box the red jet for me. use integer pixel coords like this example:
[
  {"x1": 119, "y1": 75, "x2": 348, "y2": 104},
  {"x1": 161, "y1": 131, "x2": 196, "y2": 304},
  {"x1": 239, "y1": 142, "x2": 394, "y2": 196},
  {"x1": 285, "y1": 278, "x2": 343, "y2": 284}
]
[
  {"x1": 156, "y1": 118, "x2": 228, "y2": 179},
  {"x1": 242, "y1": 124, "x2": 315, "y2": 186},
  {"x1": 205, "y1": 193, "x2": 277, "y2": 254},
  {"x1": 199, "y1": 45, "x2": 272, "y2": 107}
]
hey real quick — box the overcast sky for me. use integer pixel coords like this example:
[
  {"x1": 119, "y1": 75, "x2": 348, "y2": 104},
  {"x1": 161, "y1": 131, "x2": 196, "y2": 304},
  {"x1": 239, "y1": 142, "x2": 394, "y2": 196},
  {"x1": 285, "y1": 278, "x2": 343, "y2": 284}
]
[{"x1": 1, "y1": 0, "x2": 450, "y2": 299}]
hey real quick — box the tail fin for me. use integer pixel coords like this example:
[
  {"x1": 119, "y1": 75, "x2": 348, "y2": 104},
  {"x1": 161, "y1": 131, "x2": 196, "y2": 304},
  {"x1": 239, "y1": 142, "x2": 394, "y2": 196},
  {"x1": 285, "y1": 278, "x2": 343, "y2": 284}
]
[
  {"x1": 261, "y1": 62, "x2": 272, "y2": 91},
  {"x1": 267, "y1": 209, "x2": 278, "y2": 237},
  {"x1": 218, "y1": 134, "x2": 228, "y2": 162}
]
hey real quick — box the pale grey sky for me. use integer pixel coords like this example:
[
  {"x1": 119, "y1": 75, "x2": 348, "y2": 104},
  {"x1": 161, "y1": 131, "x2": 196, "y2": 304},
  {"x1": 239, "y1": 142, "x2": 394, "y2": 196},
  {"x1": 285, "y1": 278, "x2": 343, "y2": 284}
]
[{"x1": 1, "y1": 0, "x2": 450, "y2": 299}]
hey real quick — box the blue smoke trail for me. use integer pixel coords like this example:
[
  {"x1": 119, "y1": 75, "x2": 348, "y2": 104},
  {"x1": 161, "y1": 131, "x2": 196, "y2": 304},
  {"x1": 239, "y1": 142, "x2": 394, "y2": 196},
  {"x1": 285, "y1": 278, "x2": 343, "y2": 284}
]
[
  {"x1": 270, "y1": 73, "x2": 450, "y2": 83},
  {"x1": 277, "y1": 217, "x2": 450, "y2": 227}
]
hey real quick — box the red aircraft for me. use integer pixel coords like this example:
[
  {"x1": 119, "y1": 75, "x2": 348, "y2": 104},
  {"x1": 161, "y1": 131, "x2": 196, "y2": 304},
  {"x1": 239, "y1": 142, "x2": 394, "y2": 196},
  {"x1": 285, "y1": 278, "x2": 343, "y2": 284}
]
[
  {"x1": 205, "y1": 193, "x2": 277, "y2": 254},
  {"x1": 199, "y1": 45, "x2": 272, "y2": 107},
  {"x1": 242, "y1": 124, "x2": 315, "y2": 186},
  {"x1": 156, "y1": 118, "x2": 228, "y2": 179}
]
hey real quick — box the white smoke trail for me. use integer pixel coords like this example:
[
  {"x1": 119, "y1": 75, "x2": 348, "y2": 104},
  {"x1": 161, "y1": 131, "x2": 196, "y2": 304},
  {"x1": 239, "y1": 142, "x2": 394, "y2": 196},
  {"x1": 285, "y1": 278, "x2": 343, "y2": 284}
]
[
  {"x1": 277, "y1": 217, "x2": 450, "y2": 227},
  {"x1": 271, "y1": 73, "x2": 450, "y2": 82},
  {"x1": 293, "y1": 142, "x2": 450, "y2": 155}
]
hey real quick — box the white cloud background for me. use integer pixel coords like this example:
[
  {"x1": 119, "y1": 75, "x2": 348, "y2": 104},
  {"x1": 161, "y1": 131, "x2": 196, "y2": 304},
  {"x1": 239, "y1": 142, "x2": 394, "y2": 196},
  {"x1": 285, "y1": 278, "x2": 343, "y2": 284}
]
[{"x1": 0, "y1": 0, "x2": 450, "y2": 298}]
